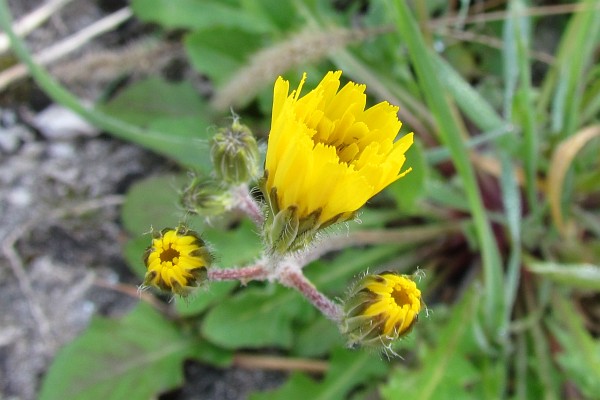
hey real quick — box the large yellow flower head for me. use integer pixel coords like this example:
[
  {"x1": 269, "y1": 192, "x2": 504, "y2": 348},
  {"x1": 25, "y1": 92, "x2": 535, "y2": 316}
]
[
  {"x1": 341, "y1": 272, "x2": 422, "y2": 348},
  {"x1": 261, "y1": 71, "x2": 414, "y2": 253},
  {"x1": 143, "y1": 225, "x2": 212, "y2": 296}
]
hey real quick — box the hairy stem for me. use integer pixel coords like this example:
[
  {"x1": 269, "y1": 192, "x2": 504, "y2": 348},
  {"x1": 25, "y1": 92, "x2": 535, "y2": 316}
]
[
  {"x1": 208, "y1": 264, "x2": 269, "y2": 282},
  {"x1": 277, "y1": 264, "x2": 343, "y2": 322},
  {"x1": 231, "y1": 185, "x2": 264, "y2": 227}
]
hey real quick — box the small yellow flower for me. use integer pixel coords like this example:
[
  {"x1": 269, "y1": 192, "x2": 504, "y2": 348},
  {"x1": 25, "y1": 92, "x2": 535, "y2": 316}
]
[
  {"x1": 143, "y1": 225, "x2": 212, "y2": 296},
  {"x1": 261, "y1": 71, "x2": 413, "y2": 253},
  {"x1": 341, "y1": 272, "x2": 422, "y2": 348}
]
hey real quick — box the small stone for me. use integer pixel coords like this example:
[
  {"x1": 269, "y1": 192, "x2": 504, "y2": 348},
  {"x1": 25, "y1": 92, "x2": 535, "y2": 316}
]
[
  {"x1": 33, "y1": 104, "x2": 99, "y2": 140},
  {"x1": 0, "y1": 125, "x2": 33, "y2": 153},
  {"x1": 6, "y1": 187, "x2": 33, "y2": 207}
]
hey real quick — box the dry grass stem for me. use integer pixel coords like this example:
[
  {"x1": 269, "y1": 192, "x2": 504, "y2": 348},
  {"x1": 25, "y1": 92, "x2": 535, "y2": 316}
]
[
  {"x1": 0, "y1": 0, "x2": 75, "y2": 54},
  {"x1": 0, "y1": 7, "x2": 132, "y2": 91},
  {"x1": 233, "y1": 353, "x2": 328, "y2": 374}
]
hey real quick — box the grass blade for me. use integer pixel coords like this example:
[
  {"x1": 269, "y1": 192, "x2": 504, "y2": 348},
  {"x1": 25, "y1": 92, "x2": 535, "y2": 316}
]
[{"x1": 390, "y1": 0, "x2": 504, "y2": 337}]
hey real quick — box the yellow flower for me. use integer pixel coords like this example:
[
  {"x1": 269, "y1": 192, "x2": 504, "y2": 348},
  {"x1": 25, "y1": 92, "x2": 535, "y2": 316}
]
[
  {"x1": 261, "y1": 71, "x2": 413, "y2": 253},
  {"x1": 143, "y1": 225, "x2": 212, "y2": 296},
  {"x1": 341, "y1": 272, "x2": 422, "y2": 348}
]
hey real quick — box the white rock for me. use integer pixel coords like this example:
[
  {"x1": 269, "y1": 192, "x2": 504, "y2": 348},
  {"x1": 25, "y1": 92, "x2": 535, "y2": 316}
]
[{"x1": 33, "y1": 104, "x2": 99, "y2": 140}]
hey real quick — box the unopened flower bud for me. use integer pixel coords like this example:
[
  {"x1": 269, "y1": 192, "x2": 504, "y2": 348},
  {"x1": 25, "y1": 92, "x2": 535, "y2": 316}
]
[
  {"x1": 180, "y1": 174, "x2": 233, "y2": 217},
  {"x1": 341, "y1": 272, "x2": 422, "y2": 348},
  {"x1": 211, "y1": 120, "x2": 260, "y2": 184},
  {"x1": 142, "y1": 225, "x2": 212, "y2": 297}
]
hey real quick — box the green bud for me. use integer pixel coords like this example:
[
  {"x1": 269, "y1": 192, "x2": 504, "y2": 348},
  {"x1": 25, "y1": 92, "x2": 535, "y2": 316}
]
[
  {"x1": 211, "y1": 120, "x2": 260, "y2": 184},
  {"x1": 180, "y1": 174, "x2": 233, "y2": 217}
]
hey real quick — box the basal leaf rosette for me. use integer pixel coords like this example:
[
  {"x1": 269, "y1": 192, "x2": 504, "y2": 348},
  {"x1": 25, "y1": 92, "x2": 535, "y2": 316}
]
[{"x1": 261, "y1": 71, "x2": 414, "y2": 254}]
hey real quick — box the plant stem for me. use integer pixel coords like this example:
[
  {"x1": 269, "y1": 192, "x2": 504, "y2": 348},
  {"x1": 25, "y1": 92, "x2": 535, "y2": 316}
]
[
  {"x1": 231, "y1": 185, "x2": 264, "y2": 227},
  {"x1": 277, "y1": 263, "x2": 343, "y2": 322},
  {"x1": 207, "y1": 264, "x2": 269, "y2": 282}
]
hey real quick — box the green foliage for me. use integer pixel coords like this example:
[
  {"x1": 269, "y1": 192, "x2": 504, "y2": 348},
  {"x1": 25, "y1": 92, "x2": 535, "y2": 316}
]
[
  {"x1": 38, "y1": 303, "x2": 231, "y2": 400},
  {"x1": 527, "y1": 262, "x2": 600, "y2": 291},
  {"x1": 250, "y1": 348, "x2": 389, "y2": 400},
  {"x1": 550, "y1": 296, "x2": 600, "y2": 398},
  {"x1": 121, "y1": 174, "x2": 188, "y2": 236},
  {"x1": 388, "y1": 139, "x2": 427, "y2": 212},
  {"x1": 97, "y1": 78, "x2": 214, "y2": 169},
  {"x1": 185, "y1": 28, "x2": 263, "y2": 85},
  {"x1": 132, "y1": 0, "x2": 272, "y2": 32},
  {"x1": 381, "y1": 290, "x2": 480, "y2": 400},
  {"x1": 202, "y1": 284, "x2": 314, "y2": 348}
]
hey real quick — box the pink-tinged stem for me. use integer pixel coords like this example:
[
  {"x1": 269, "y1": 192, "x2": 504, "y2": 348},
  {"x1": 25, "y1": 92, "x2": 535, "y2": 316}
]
[
  {"x1": 208, "y1": 264, "x2": 269, "y2": 282},
  {"x1": 278, "y1": 265, "x2": 343, "y2": 322},
  {"x1": 232, "y1": 185, "x2": 264, "y2": 227}
]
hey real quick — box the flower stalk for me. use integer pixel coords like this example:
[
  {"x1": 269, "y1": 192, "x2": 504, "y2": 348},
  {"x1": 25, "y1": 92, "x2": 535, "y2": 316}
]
[
  {"x1": 230, "y1": 185, "x2": 264, "y2": 227},
  {"x1": 277, "y1": 262, "x2": 343, "y2": 322}
]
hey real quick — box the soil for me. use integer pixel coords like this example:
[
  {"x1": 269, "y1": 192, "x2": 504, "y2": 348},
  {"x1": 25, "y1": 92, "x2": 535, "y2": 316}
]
[{"x1": 0, "y1": 1, "x2": 284, "y2": 399}]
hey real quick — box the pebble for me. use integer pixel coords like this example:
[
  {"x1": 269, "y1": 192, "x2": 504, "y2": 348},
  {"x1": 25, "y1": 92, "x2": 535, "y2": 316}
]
[{"x1": 32, "y1": 104, "x2": 99, "y2": 140}]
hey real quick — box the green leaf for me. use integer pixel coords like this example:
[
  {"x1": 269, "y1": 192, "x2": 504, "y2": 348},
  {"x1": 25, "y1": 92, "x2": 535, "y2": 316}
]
[
  {"x1": 99, "y1": 77, "x2": 211, "y2": 125},
  {"x1": 202, "y1": 284, "x2": 312, "y2": 349},
  {"x1": 121, "y1": 174, "x2": 189, "y2": 236},
  {"x1": 239, "y1": 0, "x2": 297, "y2": 32},
  {"x1": 251, "y1": 373, "x2": 320, "y2": 400},
  {"x1": 184, "y1": 28, "x2": 263, "y2": 85},
  {"x1": 293, "y1": 316, "x2": 343, "y2": 358},
  {"x1": 39, "y1": 303, "x2": 231, "y2": 400},
  {"x1": 503, "y1": 0, "x2": 538, "y2": 210},
  {"x1": 388, "y1": 139, "x2": 427, "y2": 212},
  {"x1": 307, "y1": 245, "x2": 403, "y2": 294},
  {"x1": 526, "y1": 262, "x2": 600, "y2": 291},
  {"x1": 381, "y1": 289, "x2": 480, "y2": 400},
  {"x1": 132, "y1": 0, "x2": 271, "y2": 32},
  {"x1": 98, "y1": 77, "x2": 213, "y2": 169},
  {"x1": 551, "y1": 296, "x2": 600, "y2": 398},
  {"x1": 175, "y1": 281, "x2": 238, "y2": 317},
  {"x1": 250, "y1": 347, "x2": 388, "y2": 400},
  {"x1": 434, "y1": 55, "x2": 505, "y2": 133},
  {"x1": 202, "y1": 219, "x2": 263, "y2": 268},
  {"x1": 123, "y1": 234, "x2": 150, "y2": 278},
  {"x1": 425, "y1": 178, "x2": 469, "y2": 212},
  {"x1": 548, "y1": 0, "x2": 600, "y2": 138}
]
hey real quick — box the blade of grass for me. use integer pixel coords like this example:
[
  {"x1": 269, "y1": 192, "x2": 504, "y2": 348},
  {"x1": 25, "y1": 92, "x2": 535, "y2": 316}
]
[
  {"x1": 538, "y1": 0, "x2": 600, "y2": 138},
  {"x1": 499, "y1": 152, "x2": 522, "y2": 338},
  {"x1": 425, "y1": 124, "x2": 515, "y2": 165},
  {"x1": 524, "y1": 283, "x2": 560, "y2": 400},
  {"x1": 433, "y1": 56, "x2": 506, "y2": 132},
  {"x1": 514, "y1": 330, "x2": 528, "y2": 400},
  {"x1": 551, "y1": 294, "x2": 600, "y2": 390},
  {"x1": 581, "y1": 64, "x2": 600, "y2": 124},
  {"x1": 0, "y1": 1, "x2": 209, "y2": 168},
  {"x1": 504, "y1": 0, "x2": 538, "y2": 209},
  {"x1": 390, "y1": 0, "x2": 504, "y2": 336}
]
